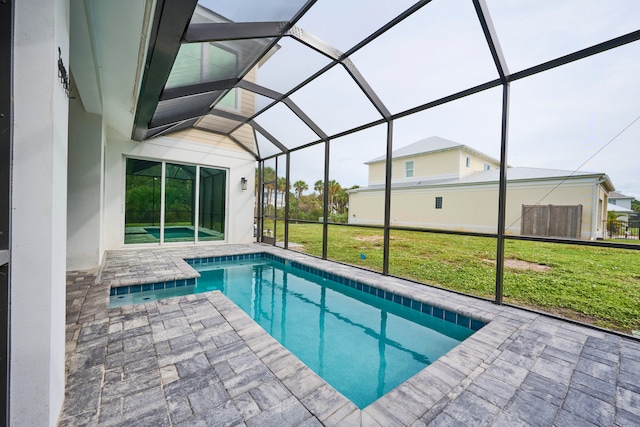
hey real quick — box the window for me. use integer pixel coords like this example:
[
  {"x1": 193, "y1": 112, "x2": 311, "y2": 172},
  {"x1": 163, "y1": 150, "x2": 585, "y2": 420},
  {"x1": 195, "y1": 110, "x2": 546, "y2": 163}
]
[
  {"x1": 165, "y1": 43, "x2": 237, "y2": 89},
  {"x1": 125, "y1": 158, "x2": 226, "y2": 244},
  {"x1": 404, "y1": 160, "x2": 414, "y2": 178},
  {"x1": 465, "y1": 156, "x2": 470, "y2": 168},
  {"x1": 217, "y1": 88, "x2": 238, "y2": 110},
  {"x1": 435, "y1": 196, "x2": 443, "y2": 209},
  {"x1": 484, "y1": 163, "x2": 491, "y2": 171}
]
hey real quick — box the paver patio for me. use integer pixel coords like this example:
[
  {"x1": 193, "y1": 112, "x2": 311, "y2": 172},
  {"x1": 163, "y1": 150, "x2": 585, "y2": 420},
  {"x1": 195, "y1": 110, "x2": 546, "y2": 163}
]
[{"x1": 59, "y1": 244, "x2": 640, "y2": 426}]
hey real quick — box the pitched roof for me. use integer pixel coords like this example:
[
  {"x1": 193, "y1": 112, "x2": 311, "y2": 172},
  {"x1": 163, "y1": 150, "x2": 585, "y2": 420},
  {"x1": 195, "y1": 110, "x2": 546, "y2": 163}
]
[
  {"x1": 350, "y1": 167, "x2": 615, "y2": 192},
  {"x1": 359, "y1": 136, "x2": 615, "y2": 192},
  {"x1": 608, "y1": 203, "x2": 634, "y2": 213},
  {"x1": 366, "y1": 136, "x2": 464, "y2": 163},
  {"x1": 454, "y1": 167, "x2": 606, "y2": 184},
  {"x1": 608, "y1": 191, "x2": 634, "y2": 199}
]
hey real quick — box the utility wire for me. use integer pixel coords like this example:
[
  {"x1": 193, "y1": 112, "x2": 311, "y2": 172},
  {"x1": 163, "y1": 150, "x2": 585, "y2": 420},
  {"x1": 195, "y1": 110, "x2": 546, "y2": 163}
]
[{"x1": 503, "y1": 112, "x2": 640, "y2": 233}]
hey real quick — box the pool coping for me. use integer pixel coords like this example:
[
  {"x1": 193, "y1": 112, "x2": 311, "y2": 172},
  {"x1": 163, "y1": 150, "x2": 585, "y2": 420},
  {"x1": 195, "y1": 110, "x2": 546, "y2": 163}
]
[
  {"x1": 72, "y1": 243, "x2": 640, "y2": 426},
  {"x1": 95, "y1": 244, "x2": 525, "y2": 424},
  {"x1": 109, "y1": 251, "x2": 487, "y2": 332}
]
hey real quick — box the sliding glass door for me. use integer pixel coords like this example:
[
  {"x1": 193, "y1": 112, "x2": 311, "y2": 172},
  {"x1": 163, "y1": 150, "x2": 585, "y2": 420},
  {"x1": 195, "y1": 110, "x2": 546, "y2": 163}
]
[
  {"x1": 165, "y1": 163, "x2": 196, "y2": 242},
  {"x1": 199, "y1": 167, "x2": 226, "y2": 241},
  {"x1": 125, "y1": 159, "x2": 226, "y2": 244},
  {"x1": 125, "y1": 159, "x2": 162, "y2": 244}
]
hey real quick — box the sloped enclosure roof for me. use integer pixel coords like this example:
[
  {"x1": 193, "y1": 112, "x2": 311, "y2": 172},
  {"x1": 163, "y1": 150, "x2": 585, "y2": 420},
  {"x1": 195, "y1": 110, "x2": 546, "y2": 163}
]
[{"x1": 132, "y1": 0, "x2": 640, "y2": 167}]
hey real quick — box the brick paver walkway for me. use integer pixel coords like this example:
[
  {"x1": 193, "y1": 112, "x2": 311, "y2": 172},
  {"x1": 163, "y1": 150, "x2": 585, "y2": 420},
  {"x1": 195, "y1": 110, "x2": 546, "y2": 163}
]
[{"x1": 59, "y1": 244, "x2": 640, "y2": 426}]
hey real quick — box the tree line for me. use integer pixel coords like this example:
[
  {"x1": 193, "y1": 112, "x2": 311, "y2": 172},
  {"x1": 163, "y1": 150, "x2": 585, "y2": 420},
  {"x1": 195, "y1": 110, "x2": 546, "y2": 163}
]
[{"x1": 257, "y1": 167, "x2": 358, "y2": 223}]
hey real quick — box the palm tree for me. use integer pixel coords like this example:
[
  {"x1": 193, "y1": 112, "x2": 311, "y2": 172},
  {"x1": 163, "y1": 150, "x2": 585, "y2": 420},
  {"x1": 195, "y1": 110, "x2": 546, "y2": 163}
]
[
  {"x1": 292, "y1": 180, "x2": 307, "y2": 219},
  {"x1": 340, "y1": 185, "x2": 359, "y2": 214},
  {"x1": 335, "y1": 188, "x2": 349, "y2": 214},
  {"x1": 293, "y1": 180, "x2": 308, "y2": 199},
  {"x1": 259, "y1": 167, "x2": 276, "y2": 214},
  {"x1": 276, "y1": 176, "x2": 289, "y2": 209},
  {"x1": 314, "y1": 180, "x2": 324, "y2": 196},
  {"x1": 277, "y1": 176, "x2": 289, "y2": 193},
  {"x1": 262, "y1": 166, "x2": 276, "y2": 184},
  {"x1": 327, "y1": 180, "x2": 342, "y2": 214}
]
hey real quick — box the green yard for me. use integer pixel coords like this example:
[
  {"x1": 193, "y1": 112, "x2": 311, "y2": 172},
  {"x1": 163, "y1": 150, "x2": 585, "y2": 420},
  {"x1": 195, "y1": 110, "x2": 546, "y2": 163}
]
[{"x1": 278, "y1": 223, "x2": 640, "y2": 334}]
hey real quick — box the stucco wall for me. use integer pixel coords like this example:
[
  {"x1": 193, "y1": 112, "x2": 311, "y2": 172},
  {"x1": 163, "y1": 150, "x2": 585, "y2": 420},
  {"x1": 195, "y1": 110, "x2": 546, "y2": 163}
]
[
  {"x1": 408, "y1": 150, "x2": 461, "y2": 181},
  {"x1": 368, "y1": 149, "x2": 466, "y2": 185},
  {"x1": 12, "y1": 0, "x2": 69, "y2": 424},
  {"x1": 67, "y1": 99, "x2": 105, "y2": 270},
  {"x1": 367, "y1": 161, "x2": 386, "y2": 184},
  {"x1": 349, "y1": 179, "x2": 601, "y2": 239},
  {"x1": 610, "y1": 198, "x2": 632, "y2": 210},
  {"x1": 508, "y1": 181, "x2": 597, "y2": 239},
  {"x1": 458, "y1": 151, "x2": 499, "y2": 177},
  {"x1": 348, "y1": 191, "x2": 387, "y2": 225},
  {"x1": 103, "y1": 131, "x2": 256, "y2": 250}
]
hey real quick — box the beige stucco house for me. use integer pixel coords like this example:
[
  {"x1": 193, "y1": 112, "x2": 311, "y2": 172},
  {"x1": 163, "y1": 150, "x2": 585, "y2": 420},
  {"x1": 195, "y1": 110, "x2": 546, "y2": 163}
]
[
  {"x1": 608, "y1": 191, "x2": 635, "y2": 210},
  {"x1": 348, "y1": 137, "x2": 614, "y2": 240}
]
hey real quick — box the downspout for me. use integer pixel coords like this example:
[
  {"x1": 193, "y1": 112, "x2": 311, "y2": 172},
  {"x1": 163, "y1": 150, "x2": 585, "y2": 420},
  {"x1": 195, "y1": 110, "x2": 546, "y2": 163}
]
[{"x1": 592, "y1": 176, "x2": 606, "y2": 240}]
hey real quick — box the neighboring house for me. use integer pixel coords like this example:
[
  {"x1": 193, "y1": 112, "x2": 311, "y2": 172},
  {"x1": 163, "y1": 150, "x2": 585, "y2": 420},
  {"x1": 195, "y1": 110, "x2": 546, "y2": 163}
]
[
  {"x1": 607, "y1": 191, "x2": 636, "y2": 223},
  {"x1": 605, "y1": 201, "x2": 637, "y2": 239},
  {"x1": 364, "y1": 136, "x2": 501, "y2": 186},
  {"x1": 348, "y1": 136, "x2": 614, "y2": 240},
  {"x1": 608, "y1": 191, "x2": 635, "y2": 210},
  {"x1": 607, "y1": 203, "x2": 634, "y2": 222},
  {"x1": 607, "y1": 191, "x2": 638, "y2": 233}
]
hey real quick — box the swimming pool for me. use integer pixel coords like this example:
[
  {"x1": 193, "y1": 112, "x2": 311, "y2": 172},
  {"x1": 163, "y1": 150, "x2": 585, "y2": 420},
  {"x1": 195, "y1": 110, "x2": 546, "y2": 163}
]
[
  {"x1": 144, "y1": 226, "x2": 206, "y2": 240},
  {"x1": 109, "y1": 253, "x2": 483, "y2": 408}
]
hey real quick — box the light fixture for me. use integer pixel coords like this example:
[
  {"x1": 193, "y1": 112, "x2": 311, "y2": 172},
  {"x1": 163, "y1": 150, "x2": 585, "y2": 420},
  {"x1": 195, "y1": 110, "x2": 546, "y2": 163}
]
[{"x1": 241, "y1": 177, "x2": 247, "y2": 191}]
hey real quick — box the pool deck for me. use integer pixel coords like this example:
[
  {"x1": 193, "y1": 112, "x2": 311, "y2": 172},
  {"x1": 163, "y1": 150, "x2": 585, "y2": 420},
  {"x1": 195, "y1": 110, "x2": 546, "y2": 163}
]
[{"x1": 59, "y1": 244, "x2": 640, "y2": 426}]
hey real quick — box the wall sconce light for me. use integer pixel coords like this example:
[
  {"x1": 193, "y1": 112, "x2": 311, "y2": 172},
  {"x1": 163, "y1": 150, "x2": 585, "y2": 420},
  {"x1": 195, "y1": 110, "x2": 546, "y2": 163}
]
[
  {"x1": 241, "y1": 177, "x2": 247, "y2": 191},
  {"x1": 57, "y1": 47, "x2": 74, "y2": 98}
]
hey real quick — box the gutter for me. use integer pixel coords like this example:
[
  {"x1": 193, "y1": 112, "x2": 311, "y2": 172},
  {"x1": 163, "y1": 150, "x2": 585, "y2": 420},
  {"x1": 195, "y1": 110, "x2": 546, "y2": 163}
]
[{"x1": 349, "y1": 173, "x2": 602, "y2": 194}]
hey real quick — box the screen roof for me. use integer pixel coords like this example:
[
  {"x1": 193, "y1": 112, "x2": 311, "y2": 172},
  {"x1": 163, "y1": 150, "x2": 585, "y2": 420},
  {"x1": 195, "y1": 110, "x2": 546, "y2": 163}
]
[{"x1": 132, "y1": 0, "x2": 640, "y2": 162}]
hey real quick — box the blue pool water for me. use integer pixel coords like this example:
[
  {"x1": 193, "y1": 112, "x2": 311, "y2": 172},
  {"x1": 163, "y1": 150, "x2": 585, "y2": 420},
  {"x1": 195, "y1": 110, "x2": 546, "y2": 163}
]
[
  {"x1": 110, "y1": 257, "x2": 478, "y2": 408},
  {"x1": 144, "y1": 226, "x2": 207, "y2": 240}
]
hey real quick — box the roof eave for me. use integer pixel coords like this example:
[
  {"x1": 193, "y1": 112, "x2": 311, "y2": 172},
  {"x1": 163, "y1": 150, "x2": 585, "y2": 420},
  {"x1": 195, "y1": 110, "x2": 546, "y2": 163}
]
[
  {"x1": 365, "y1": 145, "x2": 461, "y2": 165},
  {"x1": 351, "y1": 172, "x2": 613, "y2": 193},
  {"x1": 365, "y1": 144, "x2": 502, "y2": 166}
]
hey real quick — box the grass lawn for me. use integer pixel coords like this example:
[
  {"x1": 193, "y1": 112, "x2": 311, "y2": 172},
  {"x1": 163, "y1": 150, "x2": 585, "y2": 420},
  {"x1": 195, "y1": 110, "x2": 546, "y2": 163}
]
[{"x1": 282, "y1": 223, "x2": 640, "y2": 334}]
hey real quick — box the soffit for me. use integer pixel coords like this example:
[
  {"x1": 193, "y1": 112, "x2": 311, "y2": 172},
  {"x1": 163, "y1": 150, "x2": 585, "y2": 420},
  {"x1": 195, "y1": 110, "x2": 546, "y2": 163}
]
[{"x1": 70, "y1": 0, "x2": 154, "y2": 137}]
